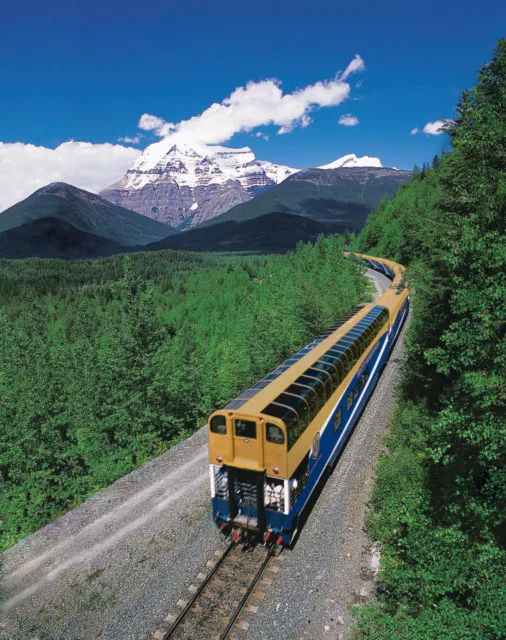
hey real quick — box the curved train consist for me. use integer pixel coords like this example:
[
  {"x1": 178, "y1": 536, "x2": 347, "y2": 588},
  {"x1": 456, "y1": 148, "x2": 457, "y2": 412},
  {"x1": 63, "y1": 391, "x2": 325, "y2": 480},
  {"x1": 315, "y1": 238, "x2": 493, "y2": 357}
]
[{"x1": 208, "y1": 254, "x2": 409, "y2": 546}]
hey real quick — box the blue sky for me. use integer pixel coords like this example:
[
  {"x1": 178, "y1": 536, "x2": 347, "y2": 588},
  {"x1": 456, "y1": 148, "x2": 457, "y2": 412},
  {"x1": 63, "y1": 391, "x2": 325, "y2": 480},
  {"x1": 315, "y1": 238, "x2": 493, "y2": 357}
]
[{"x1": 0, "y1": 0, "x2": 504, "y2": 208}]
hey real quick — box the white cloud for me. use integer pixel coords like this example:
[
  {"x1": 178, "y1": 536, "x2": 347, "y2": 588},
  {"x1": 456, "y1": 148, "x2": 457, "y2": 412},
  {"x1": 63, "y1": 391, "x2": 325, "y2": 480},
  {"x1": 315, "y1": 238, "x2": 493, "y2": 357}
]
[
  {"x1": 0, "y1": 55, "x2": 366, "y2": 212},
  {"x1": 0, "y1": 141, "x2": 140, "y2": 212},
  {"x1": 137, "y1": 54, "x2": 365, "y2": 145},
  {"x1": 138, "y1": 114, "x2": 166, "y2": 132},
  {"x1": 341, "y1": 54, "x2": 366, "y2": 80},
  {"x1": 410, "y1": 127, "x2": 420, "y2": 135},
  {"x1": 118, "y1": 135, "x2": 142, "y2": 144},
  {"x1": 422, "y1": 119, "x2": 447, "y2": 135},
  {"x1": 338, "y1": 114, "x2": 359, "y2": 126}
]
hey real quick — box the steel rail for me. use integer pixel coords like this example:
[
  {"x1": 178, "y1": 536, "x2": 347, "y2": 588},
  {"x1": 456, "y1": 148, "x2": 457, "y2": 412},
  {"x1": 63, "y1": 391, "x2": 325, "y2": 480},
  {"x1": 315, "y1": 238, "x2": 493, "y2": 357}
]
[
  {"x1": 163, "y1": 541, "x2": 236, "y2": 639},
  {"x1": 220, "y1": 547, "x2": 276, "y2": 640}
]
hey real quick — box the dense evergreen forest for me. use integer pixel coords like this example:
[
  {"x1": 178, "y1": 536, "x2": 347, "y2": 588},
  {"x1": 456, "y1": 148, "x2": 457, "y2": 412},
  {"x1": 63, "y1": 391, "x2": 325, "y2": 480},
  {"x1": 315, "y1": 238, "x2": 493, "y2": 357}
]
[
  {"x1": 0, "y1": 236, "x2": 367, "y2": 552},
  {"x1": 352, "y1": 41, "x2": 506, "y2": 638}
]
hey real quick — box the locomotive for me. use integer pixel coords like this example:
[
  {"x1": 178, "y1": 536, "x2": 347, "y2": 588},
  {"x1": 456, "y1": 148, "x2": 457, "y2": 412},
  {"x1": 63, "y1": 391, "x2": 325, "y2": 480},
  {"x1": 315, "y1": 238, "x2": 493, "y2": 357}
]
[{"x1": 208, "y1": 254, "x2": 409, "y2": 545}]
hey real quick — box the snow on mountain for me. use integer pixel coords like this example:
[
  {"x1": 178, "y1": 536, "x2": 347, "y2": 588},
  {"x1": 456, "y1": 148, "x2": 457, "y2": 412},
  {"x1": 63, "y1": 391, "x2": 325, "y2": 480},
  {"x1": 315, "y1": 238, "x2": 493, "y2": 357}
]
[
  {"x1": 318, "y1": 153, "x2": 383, "y2": 169},
  {"x1": 101, "y1": 141, "x2": 299, "y2": 229},
  {"x1": 100, "y1": 142, "x2": 386, "y2": 230},
  {"x1": 258, "y1": 160, "x2": 299, "y2": 183}
]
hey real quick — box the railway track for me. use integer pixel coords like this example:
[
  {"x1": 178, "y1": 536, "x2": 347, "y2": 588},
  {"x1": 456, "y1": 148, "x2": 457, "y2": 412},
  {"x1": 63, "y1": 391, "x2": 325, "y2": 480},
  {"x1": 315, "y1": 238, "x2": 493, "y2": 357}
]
[{"x1": 163, "y1": 542, "x2": 278, "y2": 640}]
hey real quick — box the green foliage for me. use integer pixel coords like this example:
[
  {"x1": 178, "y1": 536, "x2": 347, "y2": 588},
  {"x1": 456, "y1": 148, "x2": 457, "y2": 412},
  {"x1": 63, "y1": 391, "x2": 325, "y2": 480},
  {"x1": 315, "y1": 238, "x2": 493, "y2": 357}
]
[
  {"x1": 0, "y1": 236, "x2": 366, "y2": 551},
  {"x1": 354, "y1": 40, "x2": 506, "y2": 638}
]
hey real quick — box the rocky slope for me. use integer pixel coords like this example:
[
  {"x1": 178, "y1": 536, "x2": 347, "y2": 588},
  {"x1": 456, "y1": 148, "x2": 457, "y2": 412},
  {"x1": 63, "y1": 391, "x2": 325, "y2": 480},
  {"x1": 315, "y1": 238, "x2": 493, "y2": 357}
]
[
  {"x1": 199, "y1": 166, "x2": 412, "y2": 232},
  {"x1": 100, "y1": 142, "x2": 298, "y2": 230}
]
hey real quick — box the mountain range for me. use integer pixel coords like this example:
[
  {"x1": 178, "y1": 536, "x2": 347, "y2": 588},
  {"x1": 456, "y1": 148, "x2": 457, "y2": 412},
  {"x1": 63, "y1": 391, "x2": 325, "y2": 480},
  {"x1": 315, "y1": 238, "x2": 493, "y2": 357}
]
[
  {"x1": 100, "y1": 142, "x2": 299, "y2": 229},
  {"x1": 99, "y1": 140, "x2": 393, "y2": 231},
  {"x1": 0, "y1": 150, "x2": 412, "y2": 260},
  {"x1": 201, "y1": 166, "x2": 412, "y2": 232}
]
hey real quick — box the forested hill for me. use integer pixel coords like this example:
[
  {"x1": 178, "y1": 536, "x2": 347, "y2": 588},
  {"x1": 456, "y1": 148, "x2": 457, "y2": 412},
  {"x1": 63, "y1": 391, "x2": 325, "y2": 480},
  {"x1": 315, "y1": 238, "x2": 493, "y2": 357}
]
[
  {"x1": 0, "y1": 236, "x2": 367, "y2": 552},
  {"x1": 352, "y1": 40, "x2": 506, "y2": 638}
]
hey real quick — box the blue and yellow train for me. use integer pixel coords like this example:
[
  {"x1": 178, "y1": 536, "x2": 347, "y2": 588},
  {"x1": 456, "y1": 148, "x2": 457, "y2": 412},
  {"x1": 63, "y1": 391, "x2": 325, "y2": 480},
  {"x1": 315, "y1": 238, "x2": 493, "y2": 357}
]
[{"x1": 208, "y1": 254, "x2": 409, "y2": 545}]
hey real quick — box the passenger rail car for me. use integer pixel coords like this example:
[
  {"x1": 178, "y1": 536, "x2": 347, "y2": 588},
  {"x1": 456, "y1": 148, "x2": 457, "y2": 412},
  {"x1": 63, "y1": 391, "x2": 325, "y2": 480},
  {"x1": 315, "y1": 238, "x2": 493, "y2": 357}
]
[{"x1": 208, "y1": 254, "x2": 409, "y2": 545}]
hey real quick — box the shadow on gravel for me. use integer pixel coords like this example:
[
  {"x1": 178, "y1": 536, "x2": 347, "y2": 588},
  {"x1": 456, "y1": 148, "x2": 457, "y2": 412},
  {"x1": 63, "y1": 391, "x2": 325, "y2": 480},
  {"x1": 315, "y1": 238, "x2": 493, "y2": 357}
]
[{"x1": 288, "y1": 391, "x2": 375, "y2": 550}]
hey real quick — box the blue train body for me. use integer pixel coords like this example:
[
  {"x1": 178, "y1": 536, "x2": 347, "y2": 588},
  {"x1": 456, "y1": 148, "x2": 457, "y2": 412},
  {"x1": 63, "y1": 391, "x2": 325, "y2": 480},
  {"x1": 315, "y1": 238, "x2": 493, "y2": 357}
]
[{"x1": 210, "y1": 293, "x2": 409, "y2": 545}]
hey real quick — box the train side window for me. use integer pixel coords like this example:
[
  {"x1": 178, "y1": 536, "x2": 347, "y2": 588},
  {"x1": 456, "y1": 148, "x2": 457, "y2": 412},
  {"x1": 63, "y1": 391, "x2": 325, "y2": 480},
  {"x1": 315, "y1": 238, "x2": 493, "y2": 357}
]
[
  {"x1": 285, "y1": 411, "x2": 300, "y2": 449},
  {"x1": 317, "y1": 357, "x2": 339, "y2": 388},
  {"x1": 266, "y1": 423, "x2": 285, "y2": 445},
  {"x1": 357, "y1": 333, "x2": 366, "y2": 356},
  {"x1": 210, "y1": 415, "x2": 227, "y2": 434},
  {"x1": 262, "y1": 403, "x2": 298, "y2": 449},
  {"x1": 285, "y1": 385, "x2": 312, "y2": 433},
  {"x1": 313, "y1": 361, "x2": 337, "y2": 392},
  {"x1": 277, "y1": 392, "x2": 308, "y2": 434},
  {"x1": 342, "y1": 348, "x2": 353, "y2": 372},
  {"x1": 331, "y1": 356, "x2": 344, "y2": 385},
  {"x1": 306, "y1": 368, "x2": 331, "y2": 404},
  {"x1": 346, "y1": 391, "x2": 353, "y2": 411},
  {"x1": 235, "y1": 419, "x2": 256, "y2": 439},
  {"x1": 298, "y1": 375, "x2": 324, "y2": 412},
  {"x1": 333, "y1": 408, "x2": 342, "y2": 432},
  {"x1": 354, "y1": 384, "x2": 360, "y2": 400}
]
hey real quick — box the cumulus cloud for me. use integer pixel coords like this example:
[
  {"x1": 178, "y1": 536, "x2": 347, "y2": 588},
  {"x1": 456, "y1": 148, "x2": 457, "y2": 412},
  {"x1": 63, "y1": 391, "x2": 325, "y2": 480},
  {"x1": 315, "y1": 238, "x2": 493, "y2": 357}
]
[
  {"x1": 338, "y1": 114, "x2": 359, "y2": 126},
  {"x1": 411, "y1": 120, "x2": 453, "y2": 136},
  {"x1": 118, "y1": 135, "x2": 142, "y2": 144},
  {"x1": 137, "y1": 54, "x2": 365, "y2": 145},
  {"x1": 422, "y1": 120, "x2": 448, "y2": 135},
  {"x1": 0, "y1": 141, "x2": 140, "y2": 212},
  {"x1": 0, "y1": 55, "x2": 366, "y2": 212}
]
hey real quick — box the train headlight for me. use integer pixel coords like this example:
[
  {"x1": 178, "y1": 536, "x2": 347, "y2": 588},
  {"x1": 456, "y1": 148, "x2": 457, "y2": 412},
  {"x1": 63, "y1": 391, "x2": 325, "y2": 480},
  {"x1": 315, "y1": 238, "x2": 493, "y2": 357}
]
[
  {"x1": 273, "y1": 467, "x2": 279, "y2": 475},
  {"x1": 216, "y1": 456, "x2": 223, "y2": 463}
]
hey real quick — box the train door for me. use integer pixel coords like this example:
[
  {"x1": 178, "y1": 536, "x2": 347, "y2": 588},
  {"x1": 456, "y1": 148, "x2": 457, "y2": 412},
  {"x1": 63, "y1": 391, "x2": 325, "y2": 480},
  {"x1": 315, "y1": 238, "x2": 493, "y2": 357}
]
[{"x1": 232, "y1": 416, "x2": 264, "y2": 469}]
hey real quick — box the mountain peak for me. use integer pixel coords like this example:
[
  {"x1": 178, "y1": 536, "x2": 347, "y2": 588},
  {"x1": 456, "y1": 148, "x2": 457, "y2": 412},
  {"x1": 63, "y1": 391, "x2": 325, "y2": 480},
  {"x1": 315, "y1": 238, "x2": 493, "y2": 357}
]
[
  {"x1": 101, "y1": 141, "x2": 299, "y2": 229},
  {"x1": 38, "y1": 182, "x2": 78, "y2": 194},
  {"x1": 318, "y1": 154, "x2": 383, "y2": 169}
]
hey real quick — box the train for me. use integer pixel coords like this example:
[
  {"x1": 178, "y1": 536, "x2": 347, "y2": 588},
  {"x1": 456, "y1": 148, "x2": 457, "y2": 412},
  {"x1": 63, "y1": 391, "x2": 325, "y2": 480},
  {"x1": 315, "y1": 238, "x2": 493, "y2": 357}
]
[{"x1": 208, "y1": 253, "x2": 409, "y2": 546}]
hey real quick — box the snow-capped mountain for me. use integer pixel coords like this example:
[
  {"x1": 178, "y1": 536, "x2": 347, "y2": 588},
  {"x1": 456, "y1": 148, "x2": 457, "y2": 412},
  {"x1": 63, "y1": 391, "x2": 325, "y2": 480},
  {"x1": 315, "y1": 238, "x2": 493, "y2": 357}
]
[
  {"x1": 100, "y1": 141, "x2": 299, "y2": 229},
  {"x1": 318, "y1": 153, "x2": 383, "y2": 169}
]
